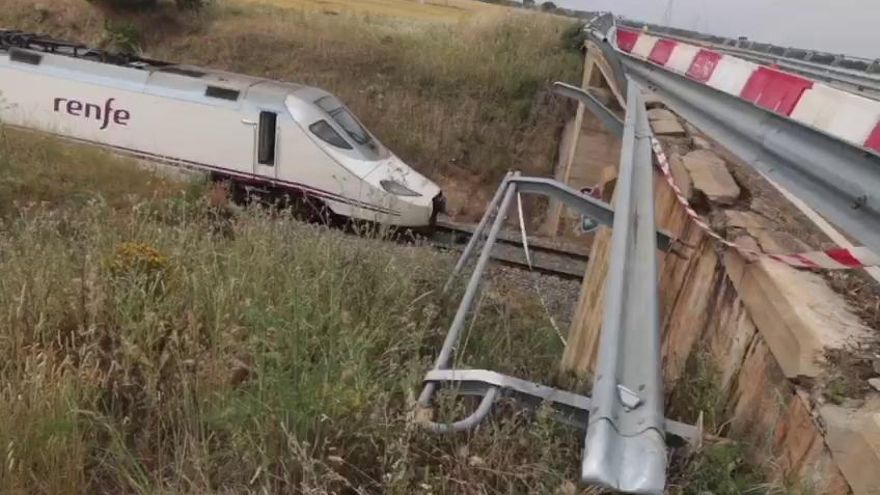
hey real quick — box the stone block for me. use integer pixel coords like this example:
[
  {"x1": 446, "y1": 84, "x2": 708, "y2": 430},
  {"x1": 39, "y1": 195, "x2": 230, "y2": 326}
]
[
  {"x1": 682, "y1": 149, "x2": 741, "y2": 205},
  {"x1": 821, "y1": 401, "x2": 880, "y2": 495},
  {"x1": 724, "y1": 252, "x2": 869, "y2": 378}
]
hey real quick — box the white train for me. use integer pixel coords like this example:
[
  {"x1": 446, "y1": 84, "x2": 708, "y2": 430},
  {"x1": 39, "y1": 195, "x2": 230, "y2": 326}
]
[{"x1": 0, "y1": 31, "x2": 444, "y2": 227}]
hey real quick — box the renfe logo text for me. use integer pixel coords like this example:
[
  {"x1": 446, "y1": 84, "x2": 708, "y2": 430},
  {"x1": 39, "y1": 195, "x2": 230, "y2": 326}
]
[{"x1": 54, "y1": 97, "x2": 130, "y2": 130}]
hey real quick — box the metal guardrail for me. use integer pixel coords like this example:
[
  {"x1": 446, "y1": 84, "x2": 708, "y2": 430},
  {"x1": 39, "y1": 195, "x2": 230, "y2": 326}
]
[
  {"x1": 616, "y1": 19, "x2": 880, "y2": 72},
  {"x1": 581, "y1": 79, "x2": 667, "y2": 493},
  {"x1": 703, "y1": 46, "x2": 880, "y2": 100},
  {"x1": 578, "y1": 12, "x2": 880, "y2": 255},
  {"x1": 418, "y1": 91, "x2": 695, "y2": 492},
  {"x1": 616, "y1": 49, "x2": 880, "y2": 256},
  {"x1": 551, "y1": 82, "x2": 624, "y2": 137},
  {"x1": 616, "y1": 20, "x2": 880, "y2": 99},
  {"x1": 419, "y1": 12, "x2": 880, "y2": 493}
]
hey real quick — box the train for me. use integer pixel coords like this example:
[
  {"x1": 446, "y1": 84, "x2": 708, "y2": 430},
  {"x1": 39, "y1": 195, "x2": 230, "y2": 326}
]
[{"x1": 0, "y1": 31, "x2": 444, "y2": 227}]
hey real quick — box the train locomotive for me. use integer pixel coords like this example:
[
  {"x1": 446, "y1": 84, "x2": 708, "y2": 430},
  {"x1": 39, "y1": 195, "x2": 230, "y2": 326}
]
[{"x1": 0, "y1": 31, "x2": 444, "y2": 227}]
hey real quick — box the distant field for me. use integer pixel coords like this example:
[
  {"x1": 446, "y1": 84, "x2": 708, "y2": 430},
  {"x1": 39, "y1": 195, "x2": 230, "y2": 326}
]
[{"x1": 234, "y1": 0, "x2": 508, "y2": 21}]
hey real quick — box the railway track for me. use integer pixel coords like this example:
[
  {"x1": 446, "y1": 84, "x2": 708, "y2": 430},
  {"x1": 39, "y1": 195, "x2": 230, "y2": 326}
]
[{"x1": 429, "y1": 218, "x2": 589, "y2": 280}]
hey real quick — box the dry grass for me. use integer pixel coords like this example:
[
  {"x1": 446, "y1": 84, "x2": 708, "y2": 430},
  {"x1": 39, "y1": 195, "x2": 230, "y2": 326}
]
[
  {"x1": 0, "y1": 128, "x2": 188, "y2": 216},
  {"x1": 234, "y1": 0, "x2": 507, "y2": 21},
  {"x1": 0, "y1": 127, "x2": 585, "y2": 493}
]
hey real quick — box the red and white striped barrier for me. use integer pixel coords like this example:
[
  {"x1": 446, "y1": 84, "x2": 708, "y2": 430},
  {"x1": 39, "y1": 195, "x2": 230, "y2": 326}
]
[{"x1": 616, "y1": 28, "x2": 880, "y2": 154}]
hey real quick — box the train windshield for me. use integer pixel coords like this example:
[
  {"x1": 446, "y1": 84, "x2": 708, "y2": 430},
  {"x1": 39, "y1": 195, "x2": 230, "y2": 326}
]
[{"x1": 314, "y1": 95, "x2": 388, "y2": 160}]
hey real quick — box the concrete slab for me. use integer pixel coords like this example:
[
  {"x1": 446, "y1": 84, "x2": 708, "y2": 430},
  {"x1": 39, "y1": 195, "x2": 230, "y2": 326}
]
[
  {"x1": 681, "y1": 149, "x2": 741, "y2": 205},
  {"x1": 652, "y1": 119, "x2": 688, "y2": 136},
  {"x1": 667, "y1": 152, "x2": 693, "y2": 200},
  {"x1": 724, "y1": 251, "x2": 869, "y2": 378},
  {"x1": 648, "y1": 108, "x2": 678, "y2": 122},
  {"x1": 692, "y1": 135, "x2": 712, "y2": 150},
  {"x1": 820, "y1": 402, "x2": 880, "y2": 495},
  {"x1": 648, "y1": 108, "x2": 687, "y2": 136}
]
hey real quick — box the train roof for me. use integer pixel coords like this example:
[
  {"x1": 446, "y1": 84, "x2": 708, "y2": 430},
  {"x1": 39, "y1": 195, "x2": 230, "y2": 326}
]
[{"x1": 0, "y1": 30, "x2": 310, "y2": 112}]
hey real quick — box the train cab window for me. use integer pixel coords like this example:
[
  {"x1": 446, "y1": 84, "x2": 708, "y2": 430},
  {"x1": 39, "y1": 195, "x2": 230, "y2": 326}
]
[
  {"x1": 258, "y1": 111, "x2": 277, "y2": 166},
  {"x1": 309, "y1": 120, "x2": 353, "y2": 150},
  {"x1": 314, "y1": 95, "x2": 388, "y2": 160}
]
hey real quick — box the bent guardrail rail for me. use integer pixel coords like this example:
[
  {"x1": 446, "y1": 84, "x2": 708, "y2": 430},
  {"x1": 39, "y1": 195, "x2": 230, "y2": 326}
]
[
  {"x1": 421, "y1": 11, "x2": 880, "y2": 493},
  {"x1": 418, "y1": 165, "x2": 694, "y2": 493}
]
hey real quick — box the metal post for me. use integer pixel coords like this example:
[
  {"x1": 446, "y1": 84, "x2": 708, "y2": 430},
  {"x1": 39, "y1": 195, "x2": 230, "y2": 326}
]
[
  {"x1": 418, "y1": 175, "x2": 518, "y2": 407},
  {"x1": 444, "y1": 172, "x2": 512, "y2": 292},
  {"x1": 552, "y1": 82, "x2": 624, "y2": 138}
]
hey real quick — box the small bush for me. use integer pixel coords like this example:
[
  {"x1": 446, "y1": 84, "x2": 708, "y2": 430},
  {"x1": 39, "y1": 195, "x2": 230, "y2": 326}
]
[
  {"x1": 561, "y1": 21, "x2": 588, "y2": 52},
  {"x1": 102, "y1": 19, "x2": 141, "y2": 53}
]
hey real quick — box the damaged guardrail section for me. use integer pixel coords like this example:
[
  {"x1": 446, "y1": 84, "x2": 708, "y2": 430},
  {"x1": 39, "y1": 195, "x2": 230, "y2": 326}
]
[
  {"x1": 580, "y1": 80, "x2": 667, "y2": 493},
  {"x1": 417, "y1": 81, "x2": 695, "y2": 494},
  {"x1": 593, "y1": 14, "x2": 880, "y2": 255}
]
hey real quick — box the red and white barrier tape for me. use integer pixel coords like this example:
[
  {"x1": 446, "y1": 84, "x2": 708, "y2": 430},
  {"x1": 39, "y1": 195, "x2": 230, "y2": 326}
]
[{"x1": 649, "y1": 137, "x2": 880, "y2": 270}]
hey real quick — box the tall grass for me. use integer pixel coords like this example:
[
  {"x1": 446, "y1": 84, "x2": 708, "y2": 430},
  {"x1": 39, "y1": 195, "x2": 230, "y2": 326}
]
[
  {"x1": 0, "y1": 129, "x2": 580, "y2": 493},
  {"x1": 0, "y1": 128, "x2": 188, "y2": 216}
]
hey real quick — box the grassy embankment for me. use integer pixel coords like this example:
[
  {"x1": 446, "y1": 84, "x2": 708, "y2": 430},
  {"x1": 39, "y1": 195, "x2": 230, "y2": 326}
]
[{"x1": 0, "y1": 127, "x2": 578, "y2": 493}]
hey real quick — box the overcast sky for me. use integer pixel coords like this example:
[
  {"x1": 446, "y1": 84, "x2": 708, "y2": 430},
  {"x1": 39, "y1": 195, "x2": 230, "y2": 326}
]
[{"x1": 548, "y1": 0, "x2": 879, "y2": 59}]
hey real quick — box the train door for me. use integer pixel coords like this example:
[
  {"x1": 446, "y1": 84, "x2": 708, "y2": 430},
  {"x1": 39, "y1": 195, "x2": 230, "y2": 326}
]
[{"x1": 250, "y1": 110, "x2": 279, "y2": 179}]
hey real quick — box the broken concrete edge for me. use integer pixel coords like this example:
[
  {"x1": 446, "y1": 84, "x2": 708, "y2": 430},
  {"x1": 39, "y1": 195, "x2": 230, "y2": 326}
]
[
  {"x1": 819, "y1": 398, "x2": 880, "y2": 495},
  {"x1": 654, "y1": 103, "x2": 879, "y2": 493},
  {"x1": 720, "y1": 206, "x2": 877, "y2": 495},
  {"x1": 679, "y1": 149, "x2": 741, "y2": 206},
  {"x1": 651, "y1": 106, "x2": 868, "y2": 380},
  {"x1": 723, "y1": 245, "x2": 869, "y2": 379}
]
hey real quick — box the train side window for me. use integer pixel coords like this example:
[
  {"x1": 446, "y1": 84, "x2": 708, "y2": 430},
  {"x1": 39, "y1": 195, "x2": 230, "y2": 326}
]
[
  {"x1": 258, "y1": 111, "x2": 277, "y2": 166},
  {"x1": 9, "y1": 49, "x2": 42, "y2": 65},
  {"x1": 309, "y1": 120, "x2": 352, "y2": 150}
]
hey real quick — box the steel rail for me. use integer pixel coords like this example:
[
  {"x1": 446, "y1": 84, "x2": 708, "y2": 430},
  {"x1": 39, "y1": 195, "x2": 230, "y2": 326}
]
[
  {"x1": 552, "y1": 82, "x2": 624, "y2": 137},
  {"x1": 431, "y1": 222, "x2": 590, "y2": 280},
  {"x1": 581, "y1": 80, "x2": 667, "y2": 494},
  {"x1": 614, "y1": 51, "x2": 880, "y2": 255}
]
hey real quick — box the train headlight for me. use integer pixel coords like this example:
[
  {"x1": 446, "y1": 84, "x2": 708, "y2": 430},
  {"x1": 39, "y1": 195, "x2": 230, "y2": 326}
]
[{"x1": 380, "y1": 179, "x2": 421, "y2": 197}]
